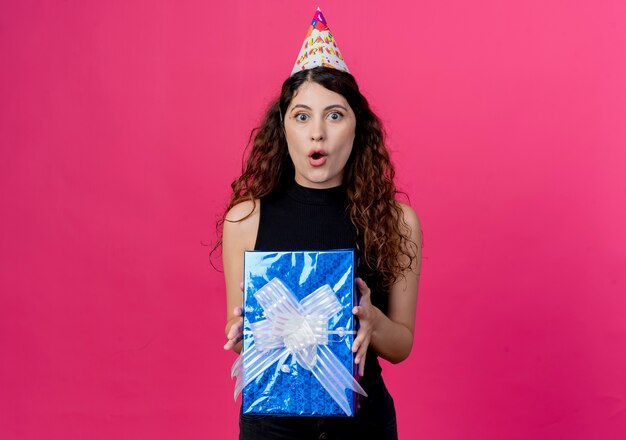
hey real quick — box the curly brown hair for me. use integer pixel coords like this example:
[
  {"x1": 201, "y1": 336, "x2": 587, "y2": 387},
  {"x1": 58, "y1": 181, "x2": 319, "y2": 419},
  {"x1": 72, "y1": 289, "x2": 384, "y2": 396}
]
[{"x1": 215, "y1": 67, "x2": 417, "y2": 292}]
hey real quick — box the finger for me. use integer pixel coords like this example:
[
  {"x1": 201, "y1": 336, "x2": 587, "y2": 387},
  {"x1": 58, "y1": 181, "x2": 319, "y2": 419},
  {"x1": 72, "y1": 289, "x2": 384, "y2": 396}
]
[
  {"x1": 233, "y1": 306, "x2": 243, "y2": 316},
  {"x1": 353, "y1": 305, "x2": 365, "y2": 316},
  {"x1": 352, "y1": 305, "x2": 369, "y2": 320},
  {"x1": 352, "y1": 339, "x2": 359, "y2": 355},
  {"x1": 224, "y1": 325, "x2": 244, "y2": 350},
  {"x1": 223, "y1": 335, "x2": 241, "y2": 351},
  {"x1": 356, "y1": 337, "x2": 368, "y2": 363},
  {"x1": 352, "y1": 341, "x2": 366, "y2": 372},
  {"x1": 239, "y1": 281, "x2": 244, "y2": 292},
  {"x1": 356, "y1": 277, "x2": 370, "y2": 293},
  {"x1": 355, "y1": 279, "x2": 371, "y2": 306},
  {"x1": 223, "y1": 336, "x2": 235, "y2": 350},
  {"x1": 227, "y1": 320, "x2": 242, "y2": 340},
  {"x1": 359, "y1": 352, "x2": 367, "y2": 376},
  {"x1": 227, "y1": 324, "x2": 241, "y2": 340},
  {"x1": 352, "y1": 332, "x2": 365, "y2": 354},
  {"x1": 354, "y1": 336, "x2": 370, "y2": 364}
]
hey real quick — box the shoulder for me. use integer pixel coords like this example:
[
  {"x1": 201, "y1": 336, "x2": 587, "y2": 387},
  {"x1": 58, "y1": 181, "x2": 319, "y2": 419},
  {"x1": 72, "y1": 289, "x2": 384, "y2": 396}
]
[
  {"x1": 223, "y1": 199, "x2": 260, "y2": 250},
  {"x1": 396, "y1": 202, "x2": 423, "y2": 256},
  {"x1": 396, "y1": 202, "x2": 421, "y2": 233},
  {"x1": 225, "y1": 199, "x2": 260, "y2": 223}
]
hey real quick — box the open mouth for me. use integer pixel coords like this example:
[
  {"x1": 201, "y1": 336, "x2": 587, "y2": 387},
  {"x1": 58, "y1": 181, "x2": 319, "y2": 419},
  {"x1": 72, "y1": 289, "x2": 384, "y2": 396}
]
[{"x1": 308, "y1": 150, "x2": 328, "y2": 167}]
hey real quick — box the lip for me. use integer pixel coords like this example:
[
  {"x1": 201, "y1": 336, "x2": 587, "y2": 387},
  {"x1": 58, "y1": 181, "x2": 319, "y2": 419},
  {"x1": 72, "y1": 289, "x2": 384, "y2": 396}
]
[{"x1": 308, "y1": 149, "x2": 328, "y2": 167}]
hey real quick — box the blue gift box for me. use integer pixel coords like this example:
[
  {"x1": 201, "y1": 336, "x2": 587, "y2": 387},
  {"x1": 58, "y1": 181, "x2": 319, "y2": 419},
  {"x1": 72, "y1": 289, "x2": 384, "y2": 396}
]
[{"x1": 241, "y1": 249, "x2": 363, "y2": 416}]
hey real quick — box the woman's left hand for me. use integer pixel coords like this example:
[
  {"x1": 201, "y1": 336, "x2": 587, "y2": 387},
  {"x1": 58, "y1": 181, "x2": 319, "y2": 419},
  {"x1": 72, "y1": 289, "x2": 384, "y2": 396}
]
[{"x1": 352, "y1": 277, "x2": 380, "y2": 376}]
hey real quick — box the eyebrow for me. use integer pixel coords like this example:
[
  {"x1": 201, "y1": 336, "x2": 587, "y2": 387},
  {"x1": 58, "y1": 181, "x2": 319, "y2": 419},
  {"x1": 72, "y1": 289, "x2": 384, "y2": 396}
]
[{"x1": 290, "y1": 104, "x2": 349, "y2": 112}]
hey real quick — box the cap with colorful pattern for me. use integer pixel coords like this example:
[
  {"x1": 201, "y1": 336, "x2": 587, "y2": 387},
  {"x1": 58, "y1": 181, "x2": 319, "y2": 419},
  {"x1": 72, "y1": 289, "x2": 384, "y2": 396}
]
[{"x1": 290, "y1": 8, "x2": 349, "y2": 76}]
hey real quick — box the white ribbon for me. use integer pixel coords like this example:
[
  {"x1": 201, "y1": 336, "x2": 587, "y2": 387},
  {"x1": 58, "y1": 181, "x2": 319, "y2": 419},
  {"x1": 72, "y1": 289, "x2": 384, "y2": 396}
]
[{"x1": 231, "y1": 277, "x2": 367, "y2": 416}]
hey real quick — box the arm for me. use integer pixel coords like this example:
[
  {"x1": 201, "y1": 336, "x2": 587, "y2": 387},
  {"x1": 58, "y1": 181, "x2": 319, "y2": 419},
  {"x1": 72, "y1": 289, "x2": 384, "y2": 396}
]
[
  {"x1": 222, "y1": 200, "x2": 260, "y2": 354},
  {"x1": 352, "y1": 203, "x2": 422, "y2": 369}
]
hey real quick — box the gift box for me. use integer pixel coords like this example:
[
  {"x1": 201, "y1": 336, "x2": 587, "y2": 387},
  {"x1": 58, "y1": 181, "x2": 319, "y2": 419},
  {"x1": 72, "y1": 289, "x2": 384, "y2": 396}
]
[{"x1": 233, "y1": 249, "x2": 366, "y2": 416}]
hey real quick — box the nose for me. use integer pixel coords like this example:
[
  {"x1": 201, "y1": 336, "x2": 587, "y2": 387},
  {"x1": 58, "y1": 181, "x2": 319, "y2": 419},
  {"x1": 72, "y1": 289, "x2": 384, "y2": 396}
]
[{"x1": 309, "y1": 118, "x2": 325, "y2": 142}]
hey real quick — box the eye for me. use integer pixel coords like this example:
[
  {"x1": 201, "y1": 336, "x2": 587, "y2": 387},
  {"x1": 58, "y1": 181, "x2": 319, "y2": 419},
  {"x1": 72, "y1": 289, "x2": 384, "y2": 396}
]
[
  {"x1": 327, "y1": 111, "x2": 343, "y2": 121},
  {"x1": 294, "y1": 113, "x2": 309, "y2": 122}
]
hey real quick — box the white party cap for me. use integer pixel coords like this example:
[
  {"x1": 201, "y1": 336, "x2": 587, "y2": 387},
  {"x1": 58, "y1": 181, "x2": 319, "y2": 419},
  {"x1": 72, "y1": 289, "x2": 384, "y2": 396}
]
[{"x1": 290, "y1": 8, "x2": 349, "y2": 76}]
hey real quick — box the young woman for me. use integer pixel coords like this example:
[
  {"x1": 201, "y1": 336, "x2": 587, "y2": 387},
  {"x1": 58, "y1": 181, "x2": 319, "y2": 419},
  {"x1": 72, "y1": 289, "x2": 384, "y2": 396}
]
[{"x1": 218, "y1": 65, "x2": 422, "y2": 439}]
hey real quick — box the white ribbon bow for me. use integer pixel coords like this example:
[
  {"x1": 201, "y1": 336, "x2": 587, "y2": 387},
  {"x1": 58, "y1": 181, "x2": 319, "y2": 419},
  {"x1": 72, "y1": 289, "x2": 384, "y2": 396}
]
[{"x1": 231, "y1": 277, "x2": 367, "y2": 416}]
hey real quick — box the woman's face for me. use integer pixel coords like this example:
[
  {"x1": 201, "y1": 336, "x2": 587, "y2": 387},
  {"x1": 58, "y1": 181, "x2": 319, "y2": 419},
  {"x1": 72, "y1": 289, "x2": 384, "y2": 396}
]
[{"x1": 284, "y1": 81, "x2": 356, "y2": 189}]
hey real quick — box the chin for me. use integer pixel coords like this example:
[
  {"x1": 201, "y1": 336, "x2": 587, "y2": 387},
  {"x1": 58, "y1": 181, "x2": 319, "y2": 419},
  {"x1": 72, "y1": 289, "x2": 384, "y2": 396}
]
[
  {"x1": 296, "y1": 169, "x2": 342, "y2": 188},
  {"x1": 311, "y1": 178, "x2": 341, "y2": 188}
]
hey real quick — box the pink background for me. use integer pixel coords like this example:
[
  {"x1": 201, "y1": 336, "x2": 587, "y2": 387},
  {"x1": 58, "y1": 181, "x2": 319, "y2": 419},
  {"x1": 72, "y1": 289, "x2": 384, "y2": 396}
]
[{"x1": 1, "y1": 1, "x2": 625, "y2": 439}]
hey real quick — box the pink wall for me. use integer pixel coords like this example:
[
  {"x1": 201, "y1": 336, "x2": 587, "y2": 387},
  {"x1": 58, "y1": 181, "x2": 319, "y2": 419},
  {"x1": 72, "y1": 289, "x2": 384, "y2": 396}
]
[{"x1": 1, "y1": 1, "x2": 625, "y2": 439}]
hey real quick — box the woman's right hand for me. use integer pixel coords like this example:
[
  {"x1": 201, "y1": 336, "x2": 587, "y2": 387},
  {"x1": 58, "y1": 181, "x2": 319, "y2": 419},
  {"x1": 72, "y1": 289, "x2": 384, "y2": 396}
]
[
  {"x1": 223, "y1": 307, "x2": 243, "y2": 351},
  {"x1": 223, "y1": 281, "x2": 244, "y2": 352}
]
